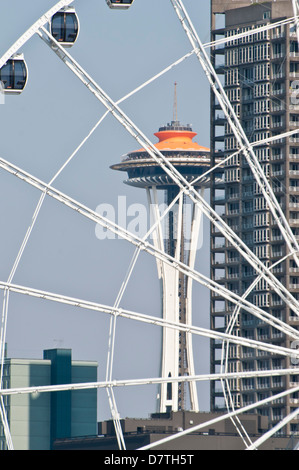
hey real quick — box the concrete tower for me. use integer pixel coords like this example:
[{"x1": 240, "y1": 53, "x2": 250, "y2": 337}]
[{"x1": 111, "y1": 93, "x2": 219, "y2": 412}]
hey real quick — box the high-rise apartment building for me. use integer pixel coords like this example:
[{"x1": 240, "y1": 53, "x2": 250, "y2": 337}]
[{"x1": 210, "y1": 0, "x2": 299, "y2": 435}]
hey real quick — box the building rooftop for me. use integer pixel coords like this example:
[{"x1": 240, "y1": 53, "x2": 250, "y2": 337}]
[{"x1": 135, "y1": 121, "x2": 210, "y2": 154}]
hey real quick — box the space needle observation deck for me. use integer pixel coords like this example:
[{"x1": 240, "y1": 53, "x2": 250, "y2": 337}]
[{"x1": 111, "y1": 120, "x2": 212, "y2": 189}]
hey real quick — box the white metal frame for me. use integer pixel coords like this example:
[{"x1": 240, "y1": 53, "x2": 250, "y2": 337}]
[
  {"x1": 0, "y1": 0, "x2": 299, "y2": 451},
  {"x1": 35, "y1": 24, "x2": 299, "y2": 320}
]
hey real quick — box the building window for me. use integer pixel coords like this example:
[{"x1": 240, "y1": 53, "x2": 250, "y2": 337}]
[
  {"x1": 254, "y1": 212, "x2": 270, "y2": 227},
  {"x1": 254, "y1": 293, "x2": 270, "y2": 307}
]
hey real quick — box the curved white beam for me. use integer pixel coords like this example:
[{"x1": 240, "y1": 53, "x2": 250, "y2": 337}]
[
  {"x1": 2, "y1": 5, "x2": 299, "y2": 323},
  {"x1": 0, "y1": 280, "x2": 297, "y2": 357},
  {"x1": 36, "y1": 24, "x2": 299, "y2": 318},
  {"x1": 1, "y1": 368, "x2": 299, "y2": 397},
  {"x1": 205, "y1": 16, "x2": 296, "y2": 49},
  {"x1": 0, "y1": 1, "x2": 298, "y2": 451},
  {"x1": 171, "y1": 0, "x2": 299, "y2": 269},
  {"x1": 0, "y1": 0, "x2": 75, "y2": 69},
  {"x1": 139, "y1": 383, "x2": 299, "y2": 450},
  {"x1": 0, "y1": 149, "x2": 298, "y2": 341},
  {"x1": 247, "y1": 406, "x2": 299, "y2": 450}
]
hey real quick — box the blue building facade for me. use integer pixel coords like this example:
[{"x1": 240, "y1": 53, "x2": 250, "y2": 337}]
[{"x1": 0, "y1": 348, "x2": 98, "y2": 450}]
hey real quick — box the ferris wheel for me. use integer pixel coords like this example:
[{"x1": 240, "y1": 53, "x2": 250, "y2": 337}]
[{"x1": 1, "y1": 0, "x2": 299, "y2": 451}]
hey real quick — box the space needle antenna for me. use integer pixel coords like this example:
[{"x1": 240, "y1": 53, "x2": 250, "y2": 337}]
[{"x1": 173, "y1": 82, "x2": 178, "y2": 122}]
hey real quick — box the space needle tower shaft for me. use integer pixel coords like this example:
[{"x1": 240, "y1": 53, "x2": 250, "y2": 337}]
[{"x1": 111, "y1": 86, "x2": 219, "y2": 412}]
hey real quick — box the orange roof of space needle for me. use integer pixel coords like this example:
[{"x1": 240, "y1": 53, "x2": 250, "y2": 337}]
[
  {"x1": 131, "y1": 124, "x2": 210, "y2": 154},
  {"x1": 153, "y1": 127, "x2": 210, "y2": 152},
  {"x1": 132, "y1": 82, "x2": 210, "y2": 154},
  {"x1": 131, "y1": 121, "x2": 210, "y2": 154}
]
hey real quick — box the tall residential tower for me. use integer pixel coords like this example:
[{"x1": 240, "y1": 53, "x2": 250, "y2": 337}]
[{"x1": 210, "y1": 0, "x2": 299, "y2": 435}]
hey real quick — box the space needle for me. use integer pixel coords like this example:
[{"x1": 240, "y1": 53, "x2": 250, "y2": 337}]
[{"x1": 111, "y1": 84, "x2": 219, "y2": 413}]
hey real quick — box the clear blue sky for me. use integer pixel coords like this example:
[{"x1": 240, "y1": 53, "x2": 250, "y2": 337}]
[{"x1": 0, "y1": 0, "x2": 212, "y2": 420}]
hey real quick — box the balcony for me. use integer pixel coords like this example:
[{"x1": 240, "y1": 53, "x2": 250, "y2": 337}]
[
  {"x1": 227, "y1": 272, "x2": 239, "y2": 279},
  {"x1": 272, "y1": 121, "x2": 284, "y2": 129},
  {"x1": 290, "y1": 398, "x2": 299, "y2": 404},
  {"x1": 271, "y1": 153, "x2": 284, "y2": 160},
  {"x1": 213, "y1": 243, "x2": 225, "y2": 249},
  {"x1": 272, "y1": 251, "x2": 283, "y2": 257},
  {"x1": 271, "y1": 104, "x2": 285, "y2": 112},
  {"x1": 272, "y1": 332, "x2": 284, "y2": 339},
  {"x1": 272, "y1": 52, "x2": 285, "y2": 59},
  {"x1": 272, "y1": 382, "x2": 284, "y2": 389},
  {"x1": 257, "y1": 334, "x2": 270, "y2": 341},
  {"x1": 272, "y1": 32, "x2": 285, "y2": 39},
  {"x1": 272, "y1": 72, "x2": 285, "y2": 80},
  {"x1": 271, "y1": 87, "x2": 285, "y2": 96},
  {"x1": 272, "y1": 415, "x2": 285, "y2": 422}
]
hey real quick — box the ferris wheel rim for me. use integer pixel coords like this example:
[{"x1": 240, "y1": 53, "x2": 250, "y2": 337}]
[
  {"x1": 0, "y1": 0, "x2": 76, "y2": 71},
  {"x1": 0, "y1": 0, "x2": 299, "y2": 451}
]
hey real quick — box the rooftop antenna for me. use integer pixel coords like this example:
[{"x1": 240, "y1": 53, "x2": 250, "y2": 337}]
[{"x1": 173, "y1": 81, "x2": 178, "y2": 122}]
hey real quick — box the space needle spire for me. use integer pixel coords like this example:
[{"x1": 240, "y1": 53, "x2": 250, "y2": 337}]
[{"x1": 173, "y1": 82, "x2": 178, "y2": 122}]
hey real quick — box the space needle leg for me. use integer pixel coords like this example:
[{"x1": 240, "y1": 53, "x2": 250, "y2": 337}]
[
  {"x1": 185, "y1": 188, "x2": 204, "y2": 412},
  {"x1": 146, "y1": 187, "x2": 164, "y2": 279},
  {"x1": 147, "y1": 186, "x2": 181, "y2": 412}
]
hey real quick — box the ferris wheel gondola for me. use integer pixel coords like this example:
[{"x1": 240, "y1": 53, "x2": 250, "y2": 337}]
[
  {"x1": 0, "y1": 53, "x2": 28, "y2": 94},
  {"x1": 106, "y1": 0, "x2": 135, "y2": 10},
  {"x1": 50, "y1": 7, "x2": 80, "y2": 47}
]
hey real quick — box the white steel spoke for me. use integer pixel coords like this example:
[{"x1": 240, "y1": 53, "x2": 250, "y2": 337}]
[
  {"x1": 139, "y1": 383, "x2": 299, "y2": 450},
  {"x1": 0, "y1": 280, "x2": 297, "y2": 359},
  {"x1": 221, "y1": 252, "x2": 299, "y2": 385},
  {"x1": 205, "y1": 16, "x2": 296, "y2": 49},
  {"x1": 221, "y1": 380, "x2": 253, "y2": 448},
  {"x1": 1, "y1": 1, "x2": 299, "y2": 451},
  {"x1": 35, "y1": 24, "x2": 299, "y2": 320},
  {"x1": 171, "y1": 0, "x2": 299, "y2": 269},
  {"x1": 0, "y1": 0, "x2": 75, "y2": 70},
  {"x1": 0, "y1": 398, "x2": 13, "y2": 450},
  {"x1": 1, "y1": 147, "x2": 299, "y2": 342},
  {"x1": 32, "y1": 27, "x2": 299, "y2": 323},
  {"x1": 292, "y1": 0, "x2": 299, "y2": 44},
  {"x1": 170, "y1": 0, "x2": 299, "y2": 447},
  {"x1": 0, "y1": 43, "x2": 197, "y2": 425},
  {"x1": 1, "y1": 368, "x2": 299, "y2": 397},
  {"x1": 246, "y1": 406, "x2": 299, "y2": 450}
]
